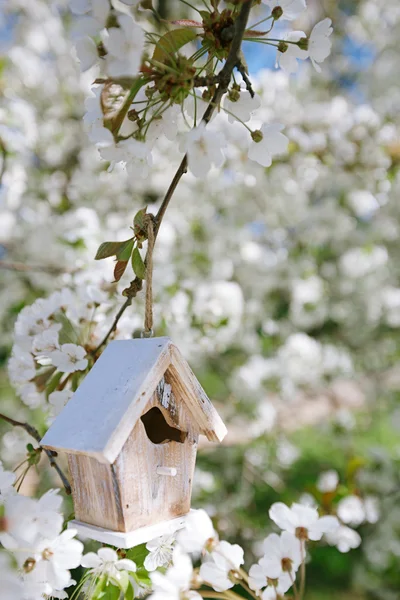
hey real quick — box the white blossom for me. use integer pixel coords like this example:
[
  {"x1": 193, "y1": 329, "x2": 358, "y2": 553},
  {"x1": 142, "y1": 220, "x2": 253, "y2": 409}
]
[
  {"x1": 181, "y1": 123, "x2": 226, "y2": 178},
  {"x1": 144, "y1": 535, "x2": 175, "y2": 571},
  {"x1": 50, "y1": 344, "x2": 88, "y2": 374},
  {"x1": 177, "y1": 509, "x2": 217, "y2": 554},
  {"x1": 325, "y1": 525, "x2": 362, "y2": 553},
  {"x1": 103, "y1": 15, "x2": 145, "y2": 78},
  {"x1": 0, "y1": 490, "x2": 63, "y2": 552},
  {"x1": 316, "y1": 470, "x2": 339, "y2": 493},
  {"x1": 200, "y1": 541, "x2": 244, "y2": 592},
  {"x1": 248, "y1": 124, "x2": 289, "y2": 168},
  {"x1": 276, "y1": 31, "x2": 308, "y2": 74},
  {"x1": 150, "y1": 546, "x2": 200, "y2": 600},
  {"x1": 308, "y1": 18, "x2": 333, "y2": 72},
  {"x1": 81, "y1": 547, "x2": 136, "y2": 580},
  {"x1": 269, "y1": 502, "x2": 339, "y2": 541},
  {"x1": 48, "y1": 390, "x2": 74, "y2": 419},
  {"x1": 262, "y1": 0, "x2": 307, "y2": 21},
  {"x1": 0, "y1": 462, "x2": 16, "y2": 499},
  {"x1": 224, "y1": 91, "x2": 261, "y2": 124},
  {"x1": 32, "y1": 529, "x2": 83, "y2": 592}
]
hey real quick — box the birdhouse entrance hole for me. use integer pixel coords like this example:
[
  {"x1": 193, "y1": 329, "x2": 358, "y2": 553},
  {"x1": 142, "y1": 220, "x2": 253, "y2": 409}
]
[{"x1": 140, "y1": 407, "x2": 187, "y2": 445}]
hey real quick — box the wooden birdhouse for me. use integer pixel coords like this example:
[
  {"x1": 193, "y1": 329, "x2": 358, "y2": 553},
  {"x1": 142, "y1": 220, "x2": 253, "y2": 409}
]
[{"x1": 41, "y1": 337, "x2": 227, "y2": 548}]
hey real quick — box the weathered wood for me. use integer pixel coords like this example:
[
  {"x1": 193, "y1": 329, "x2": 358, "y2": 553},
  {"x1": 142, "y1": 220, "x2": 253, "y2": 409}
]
[
  {"x1": 68, "y1": 454, "x2": 124, "y2": 531},
  {"x1": 114, "y1": 378, "x2": 198, "y2": 531},
  {"x1": 41, "y1": 337, "x2": 228, "y2": 539},
  {"x1": 169, "y1": 345, "x2": 227, "y2": 442}
]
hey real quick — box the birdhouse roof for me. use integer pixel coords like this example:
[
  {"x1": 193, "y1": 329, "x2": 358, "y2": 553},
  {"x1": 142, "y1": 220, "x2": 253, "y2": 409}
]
[{"x1": 41, "y1": 337, "x2": 227, "y2": 464}]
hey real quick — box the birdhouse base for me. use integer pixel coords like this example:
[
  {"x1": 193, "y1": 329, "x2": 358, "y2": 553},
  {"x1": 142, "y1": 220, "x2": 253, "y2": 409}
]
[{"x1": 68, "y1": 511, "x2": 194, "y2": 549}]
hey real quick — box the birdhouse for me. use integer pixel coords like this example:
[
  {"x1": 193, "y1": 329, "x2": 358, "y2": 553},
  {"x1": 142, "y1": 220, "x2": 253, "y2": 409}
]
[{"x1": 41, "y1": 337, "x2": 227, "y2": 548}]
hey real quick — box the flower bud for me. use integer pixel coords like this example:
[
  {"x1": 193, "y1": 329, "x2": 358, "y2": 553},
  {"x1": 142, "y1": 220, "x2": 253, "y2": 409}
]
[
  {"x1": 23, "y1": 558, "x2": 36, "y2": 573},
  {"x1": 278, "y1": 41, "x2": 289, "y2": 54},
  {"x1": 297, "y1": 37, "x2": 309, "y2": 51},
  {"x1": 228, "y1": 88, "x2": 240, "y2": 102},
  {"x1": 272, "y1": 6, "x2": 283, "y2": 20},
  {"x1": 251, "y1": 130, "x2": 264, "y2": 143}
]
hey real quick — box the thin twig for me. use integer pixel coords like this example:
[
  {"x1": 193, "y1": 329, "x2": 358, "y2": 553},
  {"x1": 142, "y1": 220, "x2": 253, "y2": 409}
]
[
  {"x1": 0, "y1": 412, "x2": 72, "y2": 495},
  {"x1": 236, "y1": 60, "x2": 255, "y2": 97},
  {"x1": 93, "y1": 0, "x2": 254, "y2": 352},
  {"x1": 0, "y1": 138, "x2": 7, "y2": 186},
  {"x1": 0, "y1": 260, "x2": 71, "y2": 275}
]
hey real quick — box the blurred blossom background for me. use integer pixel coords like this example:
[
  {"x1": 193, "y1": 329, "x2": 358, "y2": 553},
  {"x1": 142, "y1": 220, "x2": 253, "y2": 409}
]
[{"x1": 1, "y1": 0, "x2": 400, "y2": 598}]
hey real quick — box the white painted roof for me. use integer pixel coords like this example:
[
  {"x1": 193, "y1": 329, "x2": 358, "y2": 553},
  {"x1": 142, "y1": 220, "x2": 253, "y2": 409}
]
[{"x1": 41, "y1": 337, "x2": 227, "y2": 464}]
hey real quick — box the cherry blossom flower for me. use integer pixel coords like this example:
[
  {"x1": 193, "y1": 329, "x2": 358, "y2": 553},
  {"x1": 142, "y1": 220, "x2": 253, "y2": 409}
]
[
  {"x1": 0, "y1": 461, "x2": 16, "y2": 499},
  {"x1": 0, "y1": 553, "x2": 24, "y2": 600},
  {"x1": 48, "y1": 390, "x2": 73, "y2": 419},
  {"x1": 249, "y1": 533, "x2": 302, "y2": 592},
  {"x1": 200, "y1": 541, "x2": 244, "y2": 592},
  {"x1": 150, "y1": 546, "x2": 200, "y2": 600},
  {"x1": 248, "y1": 124, "x2": 289, "y2": 168},
  {"x1": 276, "y1": 31, "x2": 308, "y2": 74},
  {"x1": 325, "y1": 525, "x2": 362, "y2": 553},
  {"x1": 269, "y1": 502, "x2": 339, "y2": 541},
  {"x1": 0, "y1": 490, "x2": 63, "y2": 552},
  {"x1": 337, "y1": 495, "x2": 366, "y2": 527},
  {"x1": 102, "y1": 15, "x2": 145, "y2": 78},
  {"x1": 70, "y1": 0, "x2": 109, "y2": 38},
  {"x1": 32, "y1": 330, "x2": 60, "y2": 365},
  {"x1": 75, "y1": 36, "x2": 98, "y2": 72},
  {"x1": 261, "y1": 532, "x2": 302, "y2": 579},
  {"x1": 50, "y1": 344, "x2": 88, "y2": 374},
  {"x1": 224, "y1": 90, "x2": 261, "y2": 124},
  {"x1": 81, "y1": 547, "x2": 136, "y2": 583},
  {"x1": 144, "y1": 535, "x2": 175, "y2": 571},
  {"x1": 8, "y1": 349, "x2": 36, "y2": 385},
  {"x1": 316, "y1": 470, "x2": 339, "y2": 493},
  {"x1": 180, "y1": 123, "x2": 226, "y2": 178},
  {"x1": 177, "y1": 509, "x2": 217, "y2": 554},
  {"x1": 32, "y1": 529, "x2": 83, "y2": 591},
  {"x1": 261, "y1": 574, "x2": 293, "y2": 600},
  {"x1": 308, "y1": 18, "x2": 333, "y2": 72},
  {"x1": 262, "y1": 0, "x2": 307, "y2": 21}
]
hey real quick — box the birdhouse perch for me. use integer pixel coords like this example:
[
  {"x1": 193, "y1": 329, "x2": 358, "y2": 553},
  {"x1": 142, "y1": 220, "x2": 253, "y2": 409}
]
[{"x1": 41, "y1": 337, "x2": 227, "y2": 548}]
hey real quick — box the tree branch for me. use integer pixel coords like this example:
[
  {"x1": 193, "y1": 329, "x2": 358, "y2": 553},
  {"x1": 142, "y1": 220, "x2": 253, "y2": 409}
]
[
  {"x1": 94, "y1": 0, "x2": 254, "y2": 352},
  {"x1": 0, "y1": 260, "x2": 71, "y2": 275},
  {"x1": 0, "y1": 412, "x2": 72, "y2": 495}
]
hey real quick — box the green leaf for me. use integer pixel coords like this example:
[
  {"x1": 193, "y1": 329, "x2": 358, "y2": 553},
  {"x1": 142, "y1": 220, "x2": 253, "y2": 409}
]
[
  {"x1": 45, "y1": 371, "x2": 64, "y2": 399},
  {"x1": 125, "y1": 582, "x2": 135, "y2": 600},
  {"x1": 152, "y1": 28, "x2": 198, "y2": 63},
  {"x1": 131, "y1": 248, "x2": 146, "y2": 280},
  {"x1": 116, "y1": 238, "x2": 135, "y2": 262},
  {"x1": 126, "y1": 543, "x2": 148, "y2": 568},
  {"x1": 54, "y1": 313, "x2": 80, "y2": 345},
  {"x1": 114, "y1": 260, "x2": 129, "y2": 282},
  {"x1": 133, "y1": 207, "x2": 148, "y2": 239},
  {"x1": 95, "y1": 241, "x2": 126, "y2": 260}
]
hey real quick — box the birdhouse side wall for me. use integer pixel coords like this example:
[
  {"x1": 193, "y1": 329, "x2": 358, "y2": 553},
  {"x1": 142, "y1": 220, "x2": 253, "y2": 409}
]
[
  {"x1": 114, "y1": 375, "x2": 199, "y2": 531},
  {"x1": 68, "y1": 454, "x2": 124, "y2": 531}
]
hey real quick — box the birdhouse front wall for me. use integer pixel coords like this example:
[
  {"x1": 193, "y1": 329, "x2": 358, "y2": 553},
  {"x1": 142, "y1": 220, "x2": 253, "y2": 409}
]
[
  {"x1": 67, "y1": 373, "x2": 199, "y2": 534},
  {"x1": 115, "y1": 373, "x2": 199, "y2": 531}
]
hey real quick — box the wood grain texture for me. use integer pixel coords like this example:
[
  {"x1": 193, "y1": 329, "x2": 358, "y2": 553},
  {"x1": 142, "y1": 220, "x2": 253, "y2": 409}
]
[
  {"x1": 169, "y1": 345, "x2": 227, "y2": 442},
  {"x1": 68, "y1": 454, "x2": 124, "y2": 531},
  {"x1": 115, "y1": 375, "x2": 198, "y2": 531},
  {"x1": 41, "y1": 337, "x2": 227, "y2": 464}
]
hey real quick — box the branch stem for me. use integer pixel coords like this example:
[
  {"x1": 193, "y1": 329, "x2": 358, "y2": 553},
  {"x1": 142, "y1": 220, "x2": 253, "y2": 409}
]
[
  {"x1": 0, "y1": 412, "x2": 72, "y2": 495},
  {"x1": 94, "y1": 0, "x2": 254, "y2": 351}
]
